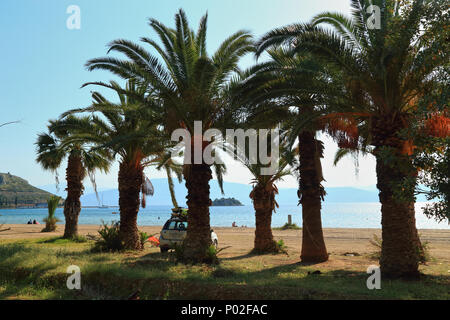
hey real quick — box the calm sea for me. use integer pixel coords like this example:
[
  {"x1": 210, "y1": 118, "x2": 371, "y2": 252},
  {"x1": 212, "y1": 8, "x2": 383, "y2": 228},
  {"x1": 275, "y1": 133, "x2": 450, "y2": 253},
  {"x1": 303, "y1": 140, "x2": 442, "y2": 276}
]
[{"x1": 0, "y1": 202, "x2": 448, "y2": 229}]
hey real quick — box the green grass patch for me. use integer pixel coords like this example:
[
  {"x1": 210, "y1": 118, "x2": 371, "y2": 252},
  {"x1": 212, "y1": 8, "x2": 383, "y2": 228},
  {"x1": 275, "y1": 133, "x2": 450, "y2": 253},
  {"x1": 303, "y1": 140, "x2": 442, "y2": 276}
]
[
  {"x1": 0, "y1": 239, "x2": 448, "y2": 300},
  {"x1": 37, "y1": 236, "x2": 88, "y2": 245}
]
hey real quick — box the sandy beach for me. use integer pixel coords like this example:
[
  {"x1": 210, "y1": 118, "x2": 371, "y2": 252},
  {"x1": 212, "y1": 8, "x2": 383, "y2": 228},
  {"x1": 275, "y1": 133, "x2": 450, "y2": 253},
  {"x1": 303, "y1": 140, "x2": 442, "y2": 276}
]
[{"x1": 1, "y1": 224, "x2": 449, "y2": 263}]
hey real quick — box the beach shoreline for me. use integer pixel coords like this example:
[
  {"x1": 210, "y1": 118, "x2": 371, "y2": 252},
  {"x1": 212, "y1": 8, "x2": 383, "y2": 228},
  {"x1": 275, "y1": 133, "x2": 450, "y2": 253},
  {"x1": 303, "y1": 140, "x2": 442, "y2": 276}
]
[{"x1": 1, "y1": 224, "x2": 449, "y2": 262}]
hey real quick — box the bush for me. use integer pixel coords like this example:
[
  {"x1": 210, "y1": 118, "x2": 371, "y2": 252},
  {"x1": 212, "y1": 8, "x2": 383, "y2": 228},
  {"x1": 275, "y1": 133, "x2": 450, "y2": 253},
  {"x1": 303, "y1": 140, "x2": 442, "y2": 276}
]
[
  {"x1": 275, "y1": 223, "x2": 301, "y2": 230},
  {"x1": 92, "y1": 221, "x2": 123, "y2": 252},
  {"x1": 369, "y1": 234, "x2": 431, "y2": 263},
  {"x1": 368, "y1": 234, "x2": 382, "y2": 260},
  {"x1": 275, "y1": 239, "x2": 288, "y2": 254},
  {"x1": 41, "y1": 196, "x2": 61, "y2": 232},
  {"x1": 205, "y1": 245, "x2": 220, "y2": 265},
  {"x1": 251, "y1": 239, "x2": 287, "y2": 255},
  {"x1": 139, "y1": 231, "x2": 149, "y2": 248},
  {"x1": 418, "y1": 240, "x2": 432, "y2": 264}
]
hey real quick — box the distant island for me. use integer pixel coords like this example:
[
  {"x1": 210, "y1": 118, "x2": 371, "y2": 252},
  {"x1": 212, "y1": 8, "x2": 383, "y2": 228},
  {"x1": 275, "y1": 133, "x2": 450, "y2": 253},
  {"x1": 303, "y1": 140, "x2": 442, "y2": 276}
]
[
  {"x1": 211, "y1": 197, "x2": 244, "y2": 206},
  {"x1": 0, "y1": 172, "x2": 58, "y2": 208}
]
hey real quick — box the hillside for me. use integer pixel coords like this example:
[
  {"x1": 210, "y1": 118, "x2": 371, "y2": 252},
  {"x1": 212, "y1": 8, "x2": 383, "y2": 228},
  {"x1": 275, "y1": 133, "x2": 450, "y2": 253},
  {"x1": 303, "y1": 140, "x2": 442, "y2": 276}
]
[
  {"x1": 41, "y1": 178, "x2": 427, "y2": 207},
  {"x1": 0, "y1": 173, "x2": 55, "y2": 208}
]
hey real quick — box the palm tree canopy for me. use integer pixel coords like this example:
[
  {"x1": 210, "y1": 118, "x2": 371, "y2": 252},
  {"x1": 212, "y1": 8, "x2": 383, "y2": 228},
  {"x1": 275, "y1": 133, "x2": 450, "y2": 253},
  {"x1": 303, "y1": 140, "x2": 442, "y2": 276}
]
[
  {"x1": 36, "y1": 116, "x2": 111, "y2": 174},
  {"x1": 60, "y1": 80, "x2": 169, "y2": 166},
  {"x1": 85, "y1": 9, "x2": 255, "y2": 134},
  {"x1": 82, "y1": 10, "x2": 252, "y2": 194},
  {"x1": 256, "y1": 0, "x2": 448, "y2": 130},
  {"x1": 231, "y1": 47, "x2": 356, "y2": 148}
]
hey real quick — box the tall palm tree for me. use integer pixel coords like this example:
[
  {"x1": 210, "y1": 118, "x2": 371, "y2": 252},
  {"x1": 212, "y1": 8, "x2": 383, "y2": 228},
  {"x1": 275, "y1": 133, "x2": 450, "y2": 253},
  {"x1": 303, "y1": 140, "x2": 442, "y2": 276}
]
[
  {"x1": 231, "y1": 48, "x2": 344, "y2": 262},
  {"x1": 62, "y1": 80, "x2": 169, "y2": 250},
  {"x1": 84, "y1": 9, "x2": 253, "y2": 262},
  {"x1": 239, "y1": 137, "x2": 295, "y2": 253},
  {"x1": 36, "y1": 116, "x2": 111, "y2": 239},
  {"x1": 256, "y1": 0, "x2": 449, "y2": 277}
]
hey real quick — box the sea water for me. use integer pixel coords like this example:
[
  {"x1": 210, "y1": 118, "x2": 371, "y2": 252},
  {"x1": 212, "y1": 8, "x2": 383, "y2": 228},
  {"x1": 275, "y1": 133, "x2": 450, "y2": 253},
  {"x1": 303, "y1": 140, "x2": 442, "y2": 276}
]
[{"x1": 0, "y1": 202, "x2": 448, "y2": 229}]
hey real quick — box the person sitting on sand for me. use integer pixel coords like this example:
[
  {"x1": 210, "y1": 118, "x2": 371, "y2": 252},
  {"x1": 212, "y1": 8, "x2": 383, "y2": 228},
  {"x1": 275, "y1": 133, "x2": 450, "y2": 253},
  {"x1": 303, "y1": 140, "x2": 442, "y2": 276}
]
[
  {"x1": 32, "y1": 219, "x2": 39, "y2": 225},
  {"x1": 27, "y1": 220, "x2": 32, "y2": 224},
  {"x1": 232, "y1": 222, "x2": 237, "y2": 227}
]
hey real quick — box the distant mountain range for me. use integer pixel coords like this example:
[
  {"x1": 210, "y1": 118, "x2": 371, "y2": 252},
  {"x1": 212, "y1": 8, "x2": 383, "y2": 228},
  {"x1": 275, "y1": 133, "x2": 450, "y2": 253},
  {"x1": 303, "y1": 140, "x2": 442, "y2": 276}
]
[
  {"x1": 0, "y1": 172, "x2": 55, "y2": 208},
  {"x1": 39, "y1": 178, "x2": 426, "y2": 207}
]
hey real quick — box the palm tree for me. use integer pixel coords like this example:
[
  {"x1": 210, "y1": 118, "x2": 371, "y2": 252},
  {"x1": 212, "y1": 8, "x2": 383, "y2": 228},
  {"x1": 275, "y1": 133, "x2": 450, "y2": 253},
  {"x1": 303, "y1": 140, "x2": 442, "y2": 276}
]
[
  {"x1": 42, "y1": 196, "x2": 62, "y2": 232},
  {"x1": 146, "y1": 151, "x2": 183, "y2": 209},
  {"x1": 239, "y1": 138, "x2": 295, "y2": 253},
  {"x1": 256, "y1": 0, "x2": 448, "y2": 277},
  {"x1": 36, "y1": 117, "x2": 111, "y2": 239},
  {"x1": 231, "y1": 48, "x2": 342, "y2": 262},
  {"x1": 84, "y1": 9, "x2": 253, "y2": 262},
  {"x1": 62, "y1": 80, "x2": 171, "y2": 250}
]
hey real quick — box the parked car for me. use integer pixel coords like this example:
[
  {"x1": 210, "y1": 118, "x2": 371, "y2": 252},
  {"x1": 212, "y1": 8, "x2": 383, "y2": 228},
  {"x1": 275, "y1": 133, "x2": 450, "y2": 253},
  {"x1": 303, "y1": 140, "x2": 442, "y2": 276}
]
[{"x1": 159, "y1": 215, "x2": 218, "y2": 253}]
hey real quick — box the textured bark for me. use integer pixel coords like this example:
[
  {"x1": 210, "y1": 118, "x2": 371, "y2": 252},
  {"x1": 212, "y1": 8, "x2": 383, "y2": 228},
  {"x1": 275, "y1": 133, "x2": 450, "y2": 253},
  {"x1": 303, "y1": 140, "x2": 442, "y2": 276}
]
[
  {"x1": 166, "y1": 167, "x2": 179, "y2": 209},
  {"x1": 182, "y1": 163, "x2": 213, "y2": 263},
  {"x1": 298, "y1": 131, "x2": 329, "y2": 263},
  {"x1": 118, "y1": 161, "x2": 143, "y2": 250},
  {"x1": 372, "y1": 116, "x2": 421, "y2": 278},
  {"x1": 252, "y1": 185, "x2": 277, "y2": 253},
  {"x1": 63, "y1": 153, "x2": 84, "y2": 239}
]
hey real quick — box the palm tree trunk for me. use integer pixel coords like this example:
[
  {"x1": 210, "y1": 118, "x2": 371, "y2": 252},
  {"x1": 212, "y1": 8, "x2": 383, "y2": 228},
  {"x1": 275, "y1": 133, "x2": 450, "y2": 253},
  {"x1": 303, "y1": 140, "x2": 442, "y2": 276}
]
[
  {"x1": 118, "y1": 160, "x2": 143, "y2": 250},
  {"x1": 166, "y1": 166, "x2": 179, "y2": 208},
  {"x1": 372, "y1": 118, "x2": 421, "y2": 278},
  {"x1": 298, "y1": 131, "x2": 329, "y2": 262},
  {"x1": 252, "y1": 186, "x2": 277, "y2": 252},
  {"x1": 182, "y1": 163, "x2": 213, "y2": 263},
  {"x1": 63, "y1": 152, "x2": 84, "y2": 239}
]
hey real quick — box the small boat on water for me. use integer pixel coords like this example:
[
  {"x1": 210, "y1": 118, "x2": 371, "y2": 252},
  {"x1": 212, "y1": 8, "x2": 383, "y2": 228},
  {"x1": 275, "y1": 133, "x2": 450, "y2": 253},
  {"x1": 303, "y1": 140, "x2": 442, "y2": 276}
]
[
  {"x1": 98, "y1": 194, "x2": 109, "y2": 209},
  {"x1": 112, "y1": 212, "x2": 119, "y2": 215}
]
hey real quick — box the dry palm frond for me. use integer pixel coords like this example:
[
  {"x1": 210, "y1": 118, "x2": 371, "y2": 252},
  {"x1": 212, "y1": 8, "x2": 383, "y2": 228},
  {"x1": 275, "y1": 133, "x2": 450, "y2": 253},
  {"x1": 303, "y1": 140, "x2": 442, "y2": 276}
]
[
  {"x1": 424, "y1": 113, "x2": 450, "y2": 138},
  {"x1": 141, "y1": 175, "x2": 154, "y2": 208},
  {"x1": 319, "y1": 113, "x2": 364, "y2": 150}
]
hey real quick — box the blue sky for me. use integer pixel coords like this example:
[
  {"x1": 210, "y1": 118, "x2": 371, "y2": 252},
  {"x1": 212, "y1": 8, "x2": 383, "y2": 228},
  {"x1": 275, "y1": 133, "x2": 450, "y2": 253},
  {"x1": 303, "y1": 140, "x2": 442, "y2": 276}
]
[{"x1": 0, "y1": 0, "x2": 377, "y2": 191}]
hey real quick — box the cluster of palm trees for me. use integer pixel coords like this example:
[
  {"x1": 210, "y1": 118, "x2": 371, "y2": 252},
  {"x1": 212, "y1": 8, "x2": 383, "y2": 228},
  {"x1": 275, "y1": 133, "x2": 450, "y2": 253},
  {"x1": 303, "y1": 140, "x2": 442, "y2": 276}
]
[{"x1": 36, "y1": 0, "x2": 448, "y2": 278}]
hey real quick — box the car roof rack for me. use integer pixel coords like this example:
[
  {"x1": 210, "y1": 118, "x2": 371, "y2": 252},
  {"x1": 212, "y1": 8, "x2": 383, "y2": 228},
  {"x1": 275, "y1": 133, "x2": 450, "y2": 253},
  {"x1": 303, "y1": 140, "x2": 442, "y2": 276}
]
[{"x1": 171, "y1": 207, "x2": 188, "y2": 220}]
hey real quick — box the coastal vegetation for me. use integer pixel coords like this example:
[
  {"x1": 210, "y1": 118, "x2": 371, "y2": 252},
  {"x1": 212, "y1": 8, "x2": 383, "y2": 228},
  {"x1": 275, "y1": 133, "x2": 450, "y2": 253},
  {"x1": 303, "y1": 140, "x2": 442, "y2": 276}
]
[
  {"x1": 36, "y1": 117, "x2": 111, "y2": 239},
  {"x1": 275, "y1": 223, "x2": 302, "y2": 231},
  {"x1": 80, "y1": 9, "x2": 253, "y2": 263},
  {"x1": 41, "y1": 196, "x2": 62, "y2": 233},
  {"x1": 0, "y1": 237, "x2": 448, "y2": 300},
  {"x1": 254, "y1": 0, "x2": 449, "y2": 277},
  {"x1": 1, "y1": 0, "x2": 444, "y2": 294}
]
